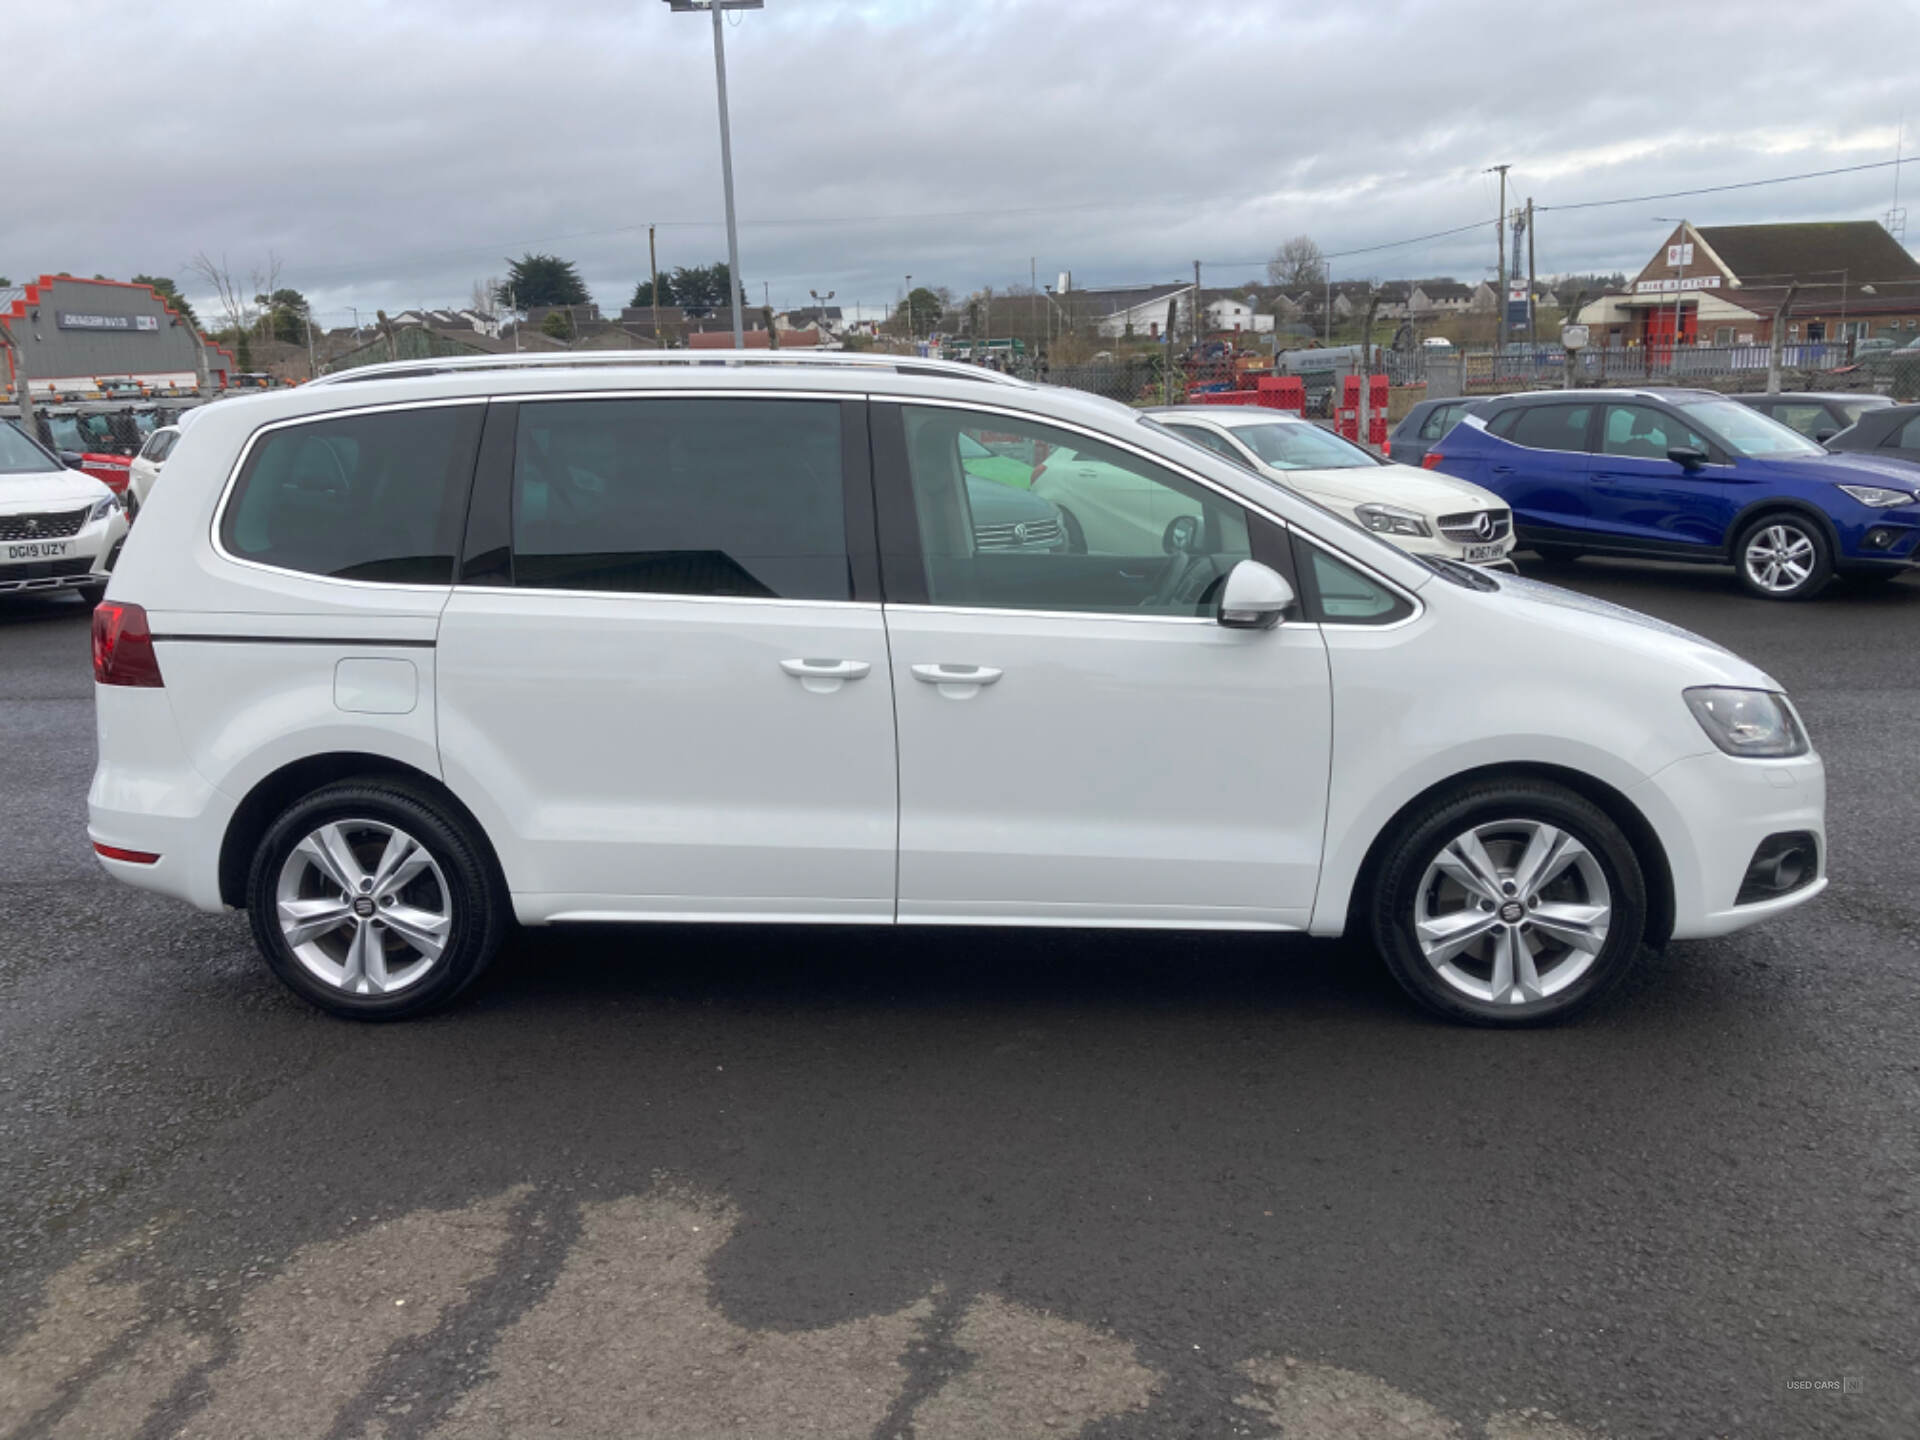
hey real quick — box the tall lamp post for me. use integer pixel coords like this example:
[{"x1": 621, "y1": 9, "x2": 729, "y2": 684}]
[
  {"x1": 1652, "y1": 216, "x2": 1690, "y2": 368},
  {"x1": 662, "y1": 0, "x2": 762, "y2": 349}
]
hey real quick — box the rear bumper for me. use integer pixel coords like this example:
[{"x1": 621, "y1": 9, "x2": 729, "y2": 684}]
[
  {"x1": 87, "y1": 685, "x2": 233, "y2": 912},
  {"x1": 1632, "y1": 749, "x2": 1827, "y2": 940}
]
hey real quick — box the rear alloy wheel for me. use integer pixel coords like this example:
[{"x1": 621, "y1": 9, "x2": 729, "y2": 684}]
[
  {"x1": 1735, "y1": 514, "x2": 1832, "y2": 600},
  {"x1": 247, "y1": 781, "x2": 505, "y2": 1019},
  {"x1": 1370, "y1": 780, "x2": 1648, "y2": 1025}
]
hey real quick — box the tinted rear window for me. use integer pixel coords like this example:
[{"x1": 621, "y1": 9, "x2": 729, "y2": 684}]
[
  {"x1": 220, "y1": 405, "x2": 482, "y2": 583},
  {"x1": 510, "y1": 397, "x2": 849, "y2": 600}
]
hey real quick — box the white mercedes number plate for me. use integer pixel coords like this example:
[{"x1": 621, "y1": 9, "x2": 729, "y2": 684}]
[
  {"x1": 6, "y1": 540, "x2": 73, "y2": 562},
  {"x1": 1462, "y1": 542, "x2": 1505, "y2": 563}
]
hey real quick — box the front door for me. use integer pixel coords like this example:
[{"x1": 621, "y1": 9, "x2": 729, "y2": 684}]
[
  {"x1": 875, "y1": 402, "x2": 1332, "y2": 929},
  {"x1": 1589, "y1": 402, "x2": 1736, "y2": 553},
  {"x1": 437, "y1": 396, "x2": 898, "y2": 922}
]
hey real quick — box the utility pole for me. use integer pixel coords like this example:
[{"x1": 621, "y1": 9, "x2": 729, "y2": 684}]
[
  {"x1": 1767, "y1": 282, "x2": 1800, "y2": 395},
  {"x1": 1193, "y1": 260, "x2": 1202, "y2": 351},
  {"x1": 1031, "y1": 257, "x2": 1038, "y2": 358},
  {"x1": 649, "y1": 225, "x2": 661, "y2": 347},
  {"x1": 1488, "y1": 164, "x2": 1509, "y2": 342},
  {"x1": 1526, "y1": 196, "x2": 1537, "y2": 347}
]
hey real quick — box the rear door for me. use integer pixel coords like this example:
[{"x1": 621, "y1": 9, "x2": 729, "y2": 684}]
[
  {"x1": 436, "y1": 395, "x2": 899, "y2": 923},
  {"x1": 1482, "y1": 401, "x2": 1598, "y2": 541}
]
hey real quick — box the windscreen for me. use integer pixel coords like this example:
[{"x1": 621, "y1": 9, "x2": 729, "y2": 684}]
[
  {"x1": 1678, "y1": 398, "x2": 1827, "y2": 458},
  {"x1": 0, "y1": 420, "x2": 61, "y2": 475},
  {"x1": 1230, "y1": 421, "x2": 1381, "y2": 470}
]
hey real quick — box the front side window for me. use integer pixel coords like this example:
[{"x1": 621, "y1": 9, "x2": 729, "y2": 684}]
[
  {"x1": 1768, "y1": 404, "x2": 1830, "y2": 439},
  {"x1": 221, "y1": 404, "x2": 482, "y2": 583},
  {"x1": 1496, "y1": 404, "x2": 1593, "y2": 452},
  {"x1": 1302, "y1": 546, "x2": 1412, "y2": 623},
  {"x1": 1419, "y1": 403, "x2": 1465, "y2": 440},
  {"x1": 1675, "y1": 398, "x2": 1825, "y2": 458},
  {"x1": 510, "y1": 398, "x2": 849, "y2": 600},
  {"x1": 1894, "y1": 416, "x2": 1920, "y2": 451},
  {"x1": 899, "y1": 406, "x2": 1249, "y2": 617},
  {"x1": 1599, "y1": 404, "x2": 1711, "y2": 459}
]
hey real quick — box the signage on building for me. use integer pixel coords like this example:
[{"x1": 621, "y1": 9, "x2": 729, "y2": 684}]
[
  {"x1": 1667, "y1": 243, "x2": 1695, "y2": 267},
  {"x1": 57, "y1": 312, "x2": 160, "y2": 332},
  {"x1": 1634, "y1": 275, "x2": 1722, "y2": 294}
]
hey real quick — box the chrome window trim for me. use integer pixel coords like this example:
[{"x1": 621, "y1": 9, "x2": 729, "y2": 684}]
[
  {"x1": 882, "y1": 602, "x2": 1226, "y2": 627},
  {"x1": 208, "y1": 397, "x2": 486, "y2": 593},
  {"x1": 450, "y1": 586, "x2": 880, "y2": 613}
]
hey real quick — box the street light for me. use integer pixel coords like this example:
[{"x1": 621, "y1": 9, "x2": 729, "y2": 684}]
[
  {"x1": 661, "y1": 0, "x2": 763, "y2": 349},
  {"x1": 904, "y1": 274, "x2": 913, "y2": 344}
]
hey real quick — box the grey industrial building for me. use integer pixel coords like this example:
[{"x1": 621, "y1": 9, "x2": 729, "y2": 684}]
[{"x1": 2, "y1": 275, "x2": 232, "y2": 400}]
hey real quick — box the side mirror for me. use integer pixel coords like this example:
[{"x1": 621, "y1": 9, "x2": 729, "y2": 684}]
[
  {"x1": 1667, "y1": 446, "x2": 1708, "y2": 471},
  {"x1": 58, "y1": 450, "x2": 86, "y2": 469},
  {"x1": 1814, "y1": 427, "x2": 1838, "y2": 444},
  {"x1": 1216, "y1": 559, "x2": 1295, "y2": 630}
]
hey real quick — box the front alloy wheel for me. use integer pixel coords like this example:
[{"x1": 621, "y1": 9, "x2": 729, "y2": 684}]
[
  {"x1": 1370, "y1": 779, "x2": 1648, "y2": 1025},
  {"x1": 1414, "y1": 819, "x2": 1610, "y2": 1007},
  {"x1": 1736, "y1": 515, "x2": 1831, "y2": 600}
]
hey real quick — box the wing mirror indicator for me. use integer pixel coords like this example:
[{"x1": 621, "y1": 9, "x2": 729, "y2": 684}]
[{"x1": 1216, "y1": 559, "x2": 1295, "y2": 630}]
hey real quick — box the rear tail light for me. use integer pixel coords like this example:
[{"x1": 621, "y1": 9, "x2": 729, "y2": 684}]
[
  {"x1": 93, "y1": 841, "x2": 160, "y2": 865},
  {"x1": 92, "y1": 601, "x2": 165, "y2": 687},
  {"x1": 1420, "y1": 451, "x2": 1446, "y2": 470}
]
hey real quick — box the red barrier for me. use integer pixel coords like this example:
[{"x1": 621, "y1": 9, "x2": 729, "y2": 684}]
[
  {"x1": 1188, "y1": 388, "x2": 1260, "y2": 406},
  {"x1": 1255, "y1": 375, "x2": 1305, "y2": 414},
  {"x1": 1365, "y1": 374, "x2": 1390, "y2": 448}
]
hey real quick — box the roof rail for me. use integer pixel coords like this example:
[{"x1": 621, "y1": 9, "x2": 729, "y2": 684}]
[{"x1": 307, "y1": 349, "x2": 1032, "y2": 389}]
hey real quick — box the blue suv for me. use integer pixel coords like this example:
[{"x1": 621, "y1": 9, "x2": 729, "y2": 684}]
[{"x1": 1428, "y1": 388, "x2": 1920, "y2": 599}]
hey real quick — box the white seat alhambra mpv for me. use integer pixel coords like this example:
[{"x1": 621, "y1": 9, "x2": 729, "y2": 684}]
[{"x1": 89, "y1": 353, "x2": 1827, "y2": 1024}]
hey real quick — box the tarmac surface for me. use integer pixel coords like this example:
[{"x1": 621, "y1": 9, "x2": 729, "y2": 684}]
[{"x1": 2, "y1": 558, "x2": 1916, "y2": 1438}]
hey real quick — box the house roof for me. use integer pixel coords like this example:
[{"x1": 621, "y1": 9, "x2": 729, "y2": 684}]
[
  {"x1": 1062, "y1": 283, "x2": 1192, "y2": 317},
  {"x1": 1697, "y1": 221, "x2": 1920, "y2": 285},
  {"x1": 1414, "y1": 280, "x2": 1473, "y2": 300}
]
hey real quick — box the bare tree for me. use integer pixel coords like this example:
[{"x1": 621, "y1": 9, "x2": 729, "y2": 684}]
[
  {"x1": 469, "y1": 276, "x2": 502, "y2": 332},
  {"x1": 247, "y1": 251, "x2": 285, "y2": 339},
  {"x1": 1267, "y1": 236, "x2": 1327, "y2": 293},
  {"x1": 187, "y1": 251, "x2": 257, "y2": 342}
]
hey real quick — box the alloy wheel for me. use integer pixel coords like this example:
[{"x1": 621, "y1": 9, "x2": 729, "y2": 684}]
[
  {"x1": 1413, "y1": 818, "x2": 1611, "y2": 1007},
  {"x1": 1743, "y1": 523, "x2": 1816, "y2": 595},
  {"x1": 274, "y1": 819, "x2": 452, "y2": 996}
]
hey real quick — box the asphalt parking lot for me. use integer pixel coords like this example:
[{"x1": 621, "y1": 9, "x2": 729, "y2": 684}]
[{"x1": 2, "y1": 560, "x2": 1916, "y2": 1440}]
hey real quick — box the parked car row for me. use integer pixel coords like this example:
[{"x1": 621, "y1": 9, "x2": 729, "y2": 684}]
[{"x1": 1391, "y1": 389, "x2": 1920, "y2": 600}]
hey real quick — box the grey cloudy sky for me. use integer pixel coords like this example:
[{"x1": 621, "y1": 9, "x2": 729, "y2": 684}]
[{"x1": 6, "y1": 0, "x2": 1916, "y2": 326}]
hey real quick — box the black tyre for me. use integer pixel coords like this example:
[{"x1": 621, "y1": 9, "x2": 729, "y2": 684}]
[
  {"x1": 246, "y1": 779, "x2": 507, "y2": 1020},
  {"x1": 1056, "y1": 505, "x2": 1089, "y2": 554},
  {"x1": 1527, "y1": 545, "x2": 1581, "y2": 569},
  {"x1": 1367, "y1": 779, "x2": 1648, "y2": 1026},
  {"x1": 1733, "y1": 512, "x2": 1832, "y2": 600}
]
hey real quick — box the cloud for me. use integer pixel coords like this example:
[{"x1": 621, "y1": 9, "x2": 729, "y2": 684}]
[{"x1": 4, "y1": 0, "x2": 1913, "y2": 326}]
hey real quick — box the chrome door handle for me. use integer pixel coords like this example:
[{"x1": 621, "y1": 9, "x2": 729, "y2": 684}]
[
  {"x1": 780, "y1": 658, "x2": 871, "y2": 693},
  {"x1": 911, "y1": 664, "x2": 1003, "y2": 698}
]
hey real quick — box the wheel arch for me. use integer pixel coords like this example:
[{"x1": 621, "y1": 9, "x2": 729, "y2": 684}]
[
  {"x1": 1724, "y1": 497, "x2": 1840, "y2": 565},
  {"x1": 1342, "y1": 761, "x2": 1675, "y2": 949},
  {"x1": 218, "y1": 752, "x2": 505, "y2": 908}
]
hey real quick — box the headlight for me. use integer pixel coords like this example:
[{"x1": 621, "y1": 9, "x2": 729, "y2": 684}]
[
  {"x1": 89, "y1": 494, "x2": 122, "y2": 522},
  {"x1": 1354, "y1": 502, "x2": 1432, "y2": 538},
  {"x1": 1836, "y1": 483, "x2": 1918, "y2": 508},
  {"x1": 1684, "y1": 687, "x2": 1809, "y2": 758}
]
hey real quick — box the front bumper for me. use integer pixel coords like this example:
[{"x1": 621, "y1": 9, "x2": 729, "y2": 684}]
[
  {"x1": 0, "y1": 509, "x2": 128, "y2": 596},
  {"x1": 1632, "y1": 749, "x2": 1827, "y2": 940}
]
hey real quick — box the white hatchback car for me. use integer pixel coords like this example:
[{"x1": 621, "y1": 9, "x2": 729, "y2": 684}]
[
  {"x1": 126, "y1": 424, "x2": 183, "y2": 516},
  {"x1": 89, "y1": 353, "x2": 1826, "y2": 1024},
  {"x1": 2, "y1": 418, "x2": 129, "y2": 604},
  {"x1": 1149, "y1": 406, "x2": 1517, "y2": 567}
]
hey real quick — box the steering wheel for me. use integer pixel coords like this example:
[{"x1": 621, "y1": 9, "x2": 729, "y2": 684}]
[{"x1": 1141, "y1": 549, "x2": 1224, "y2": 612}]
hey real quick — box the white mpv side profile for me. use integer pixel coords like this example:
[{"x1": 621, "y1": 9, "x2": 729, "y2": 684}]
[{"x1": 89, "y1": 354, "x2": 1827, "y2": 1024}]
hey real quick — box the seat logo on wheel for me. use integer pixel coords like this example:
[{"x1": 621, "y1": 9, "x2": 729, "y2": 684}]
[{"x1": 352, "y1": 895, "x2": 377, "y2": 918}]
